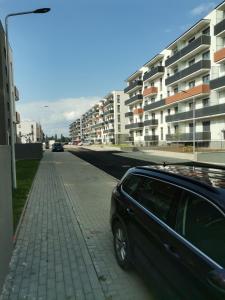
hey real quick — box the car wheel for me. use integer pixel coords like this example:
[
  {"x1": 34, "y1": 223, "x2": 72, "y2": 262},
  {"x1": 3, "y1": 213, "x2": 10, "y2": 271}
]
[{"x1": 113, "y1": 221, "x2": 131, "y2": 270}]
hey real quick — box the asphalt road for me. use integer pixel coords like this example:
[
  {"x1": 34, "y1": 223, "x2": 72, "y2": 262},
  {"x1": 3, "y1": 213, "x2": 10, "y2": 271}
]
[{"x1": 69, "y1": 148, "x2": 158, "y2": 180}]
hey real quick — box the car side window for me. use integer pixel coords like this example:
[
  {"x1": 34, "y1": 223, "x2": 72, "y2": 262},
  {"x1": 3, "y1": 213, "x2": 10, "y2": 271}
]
[
  {"x1": 133, "y1": 176, "x2": 177, "y2": 223},
  {"x1": 122, "y1": 174, "x2": 142, "y2": 198},
  {"x1": 176, "y1": 191, "x2": 225, "y2": 268}
]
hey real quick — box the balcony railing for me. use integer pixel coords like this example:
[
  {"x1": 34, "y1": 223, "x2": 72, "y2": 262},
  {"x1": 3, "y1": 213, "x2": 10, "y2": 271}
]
[
  {"x1": 125, "y1": 94, "x2": 143, "y2": 106},
  {"x1": 165, "y1": 35, "x2": 211, "y2": 67},
  {"x1": 144, "y1": 135, "x2": 159, "y2": 141},
  {"x1": 144, "y1": 119, "x2": 158, "y2": 126},
  {"x1": 165, "y1": 60, "x2": 211, "y2": 86},
  {"x1": 143, "y1": 66, "x2": 165, "y2": 81},
  {"x1": 166, "y1": 132, "x2": 211, "y2": 141},
  {"x1": 124, "y1": 80, "x2": 143, "y2": 93},
  {"x1": 210, "y1": 75, "x2": 225, "y2": 91},
  {"x1": 133, "y1": 108, "x2": 144, "y2": 115},
  {"x1": 214, "y1": 18, "x2": 225, "y2": 36},
  {"x1": 103, "y1": 109, "x2": 114, "y2": 116},
  {"x1": 166, "y1": 103, "x2": 225, "y2": 122},
  {"x1": 125, "y1": 111, "x2": 134, "y2": 117},
  {"x1": 125, "y1": 122, "x2": 144, "y2": 129},
  {"x1": 144, "y1": 99, "x2": 166, "y2": 111},
  {"x1": 143, "y1": 86, "x2": 158, "y2": 97},
  {"x1": 166, "y1": 84, "x2": 210, "y2": 105},
  {"x1": 214, "y1": 47, "x2": 225, "y2": 63}
]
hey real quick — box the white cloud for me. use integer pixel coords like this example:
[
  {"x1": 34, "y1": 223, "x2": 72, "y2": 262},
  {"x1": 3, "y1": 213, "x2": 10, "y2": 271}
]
[
  {"x1": 190, "y1": 2, "x2": 215, "y2": 16},
  {"x1": 16, "y1": 96, "x2": 100, "y2": 137}
]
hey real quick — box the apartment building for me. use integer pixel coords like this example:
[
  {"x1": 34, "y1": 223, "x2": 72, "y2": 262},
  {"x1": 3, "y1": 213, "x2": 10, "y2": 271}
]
[
  {"x1": 124, "y1": 1, "x2": 225, "y2": 148},
  {"x1": 17, "y1": 121, "x2": 44, "y2": 144},
  {"x1": 69, "y1": 91, "x2": 128, "y2": 144},
  {"x1": 0, "y1": 21, "x2": 20, "y2": 145}
]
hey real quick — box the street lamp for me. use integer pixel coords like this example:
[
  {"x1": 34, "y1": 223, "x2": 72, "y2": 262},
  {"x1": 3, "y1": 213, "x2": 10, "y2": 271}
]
[
  {"x1": 5, "y1": 8, "x2": 51, "y2": 189},
  {"x1": 181, "y1": 90, "x2": 196, "y2": 160}
]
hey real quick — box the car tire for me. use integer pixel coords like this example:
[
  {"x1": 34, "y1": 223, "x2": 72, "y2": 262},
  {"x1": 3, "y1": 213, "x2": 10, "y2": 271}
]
[{"x1": 113, "y1": 221, "x2": 132, "y2": 270}]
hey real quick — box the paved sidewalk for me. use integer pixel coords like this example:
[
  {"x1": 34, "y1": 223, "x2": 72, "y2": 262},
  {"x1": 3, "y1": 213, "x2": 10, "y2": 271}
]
[
  {"x1": 1, "y1": 152, "x2": 151, "y2": 300},
  {"x1": 1, "y1": 153, "x2": 104, "y2": 300}
]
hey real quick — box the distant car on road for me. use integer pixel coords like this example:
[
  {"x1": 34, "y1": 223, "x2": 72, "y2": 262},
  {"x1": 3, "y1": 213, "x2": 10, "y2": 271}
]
[
  {"x1": 52, "y1": 143, "x2": 64, "y2": 152},
  {"x1": 110, "y1": 165, "x2": 225, "y2": 300}
]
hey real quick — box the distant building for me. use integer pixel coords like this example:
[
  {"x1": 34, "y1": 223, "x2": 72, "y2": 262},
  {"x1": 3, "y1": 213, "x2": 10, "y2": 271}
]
[
  {"x1": 17, "y1": 121, "x2": 44, "y2": 144},
  {"x1": 0, "y1": 21, "x2": 20, "y2": 145}
]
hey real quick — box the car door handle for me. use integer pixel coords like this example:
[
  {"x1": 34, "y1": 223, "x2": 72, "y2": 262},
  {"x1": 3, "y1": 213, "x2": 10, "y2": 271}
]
[
  {"x1": 163, "y1": 243, "x2": 180, "y2": 259},
  {"x1": 126, "y1": 207, "x2": 135, "y2": 217}
]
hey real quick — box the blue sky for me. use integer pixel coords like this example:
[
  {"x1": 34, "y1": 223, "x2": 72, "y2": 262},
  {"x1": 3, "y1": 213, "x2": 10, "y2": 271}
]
[{"x1": 0, "y1": 0, "x2": 222, "y2": 135}]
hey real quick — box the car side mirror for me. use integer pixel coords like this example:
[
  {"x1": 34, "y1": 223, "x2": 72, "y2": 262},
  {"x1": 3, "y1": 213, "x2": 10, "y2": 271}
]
[{"x1": 208, "y1": 269, "x2": 225, "y2": 293}]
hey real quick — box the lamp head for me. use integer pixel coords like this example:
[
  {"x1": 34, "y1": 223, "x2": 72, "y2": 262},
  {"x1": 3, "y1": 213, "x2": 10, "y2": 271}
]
[{"x1": 33, "y1": 8, "x2": 51, "y2": 14}]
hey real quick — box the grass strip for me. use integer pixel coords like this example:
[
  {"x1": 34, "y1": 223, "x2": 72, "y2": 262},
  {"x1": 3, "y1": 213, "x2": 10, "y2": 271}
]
[{"x1": 12, "y1": 159, "x2": 40, "y2": 232}]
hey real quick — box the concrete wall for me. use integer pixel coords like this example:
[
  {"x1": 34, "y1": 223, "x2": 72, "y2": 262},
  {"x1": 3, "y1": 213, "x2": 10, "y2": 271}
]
[
  {"x1": 0, "y1": 146, "x2": 13, "y2": 292},
  {"x1": 15, "y1": 143, "x2": 43, "y2": 160}
]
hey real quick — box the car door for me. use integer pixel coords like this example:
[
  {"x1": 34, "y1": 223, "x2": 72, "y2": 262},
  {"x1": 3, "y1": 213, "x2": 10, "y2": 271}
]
[
  {"x1": 121, "y1": 174, "x2": 194, "y2": 299},
  {"x1": 171, "y1": 190, "x2": 225, "y2": 300}
]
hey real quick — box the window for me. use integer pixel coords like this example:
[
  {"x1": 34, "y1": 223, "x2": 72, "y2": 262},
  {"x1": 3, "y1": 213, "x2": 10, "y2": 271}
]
[
  {"x1": 160, "y1": 127, "x2": 163, "y2": 140},
  {"x1": 160, "y1": 78, "x2": 162, "y2": 91},
  {"x1": 173, "y1": 68, "x2": 178, "y2": 74},
  {"x1": 188, "y1": 58, "x2": 195, "y2": 66},
  {"x1": 202, "y1": 27, "x2": 210, "y2": 35},
  {"x1": 117, "y1": 95, "x2": 120, "y2": 103},
  {"x1": 117, "y1": 115, "x2": 120, "y2": 123},
  {"x1": 189, "y1": 102, "x2": 193, "y2": 110},
  {"x1": 173, "y1": 86, "x2": 178, "y2": 94},
  {"x1": 160, "y1": 111, "x2": 163, "y2": 123},
  {"x1": 174, "y1": 106, "x2": 178, "y2": 114},
  {"x1": 202, "y1": 50, "x2": 210, "y2": 60},
  {"x1": 188, "y1": 80, "x2": 195, "y2": 88},
  {"x1": 202, "y1": 74, "x2": 209, "y2": 84},
  {"x1": 132, "y1": 177, "x2": 178, "y2": 223},
  {"x1": 167, "y1": 108, "x2": 171, "y2": 116},
  {"x1": 145, "y1": 128, "x2": 149, "y2": 134},
  {"x1": 145, "y1": 114, "x2": 148, "y2": 120},
  {"x1": 202, "y1": 98, "x2": 209, "y2": 107},
  {"x1": 151, "y1": 97, "x2": 155, "y2": 103},
  {"x1": 117, "y1": 105, "x2": 120, "y2": 112},
  {"x1": 176, "y1": 192, "x2": 225, "y2": 268},
  {"x1": 118, "y1": 124, "x2": 121, "y2": 132},
  {"x1": 189, "y1": 123, "x2": 193, "y2": 133},
  {"x1": 150, "y1": 82, "x2": 154, "y2": 87},
  {"x1": 151, "y1": 113, "x2": 155, "y2": 120},
  {"x1": 122, "y1": 175, "x2": 142, "y2": 197},
  {"x1": 168, "y1": 126, "x2": 171, "y2": 134},
  {"x1": 203, "y1": 121, "x2": 210, "y2": 132}
]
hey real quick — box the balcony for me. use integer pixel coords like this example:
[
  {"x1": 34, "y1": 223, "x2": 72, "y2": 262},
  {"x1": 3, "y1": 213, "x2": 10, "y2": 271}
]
[
  {"x1": 143, "y1": 66, "x2": 165, "y2": 82},
  {"x1": 165, "y1": 35, "x2": 211, "y2": 67},
  {"x1": 125, "y1": 122, "x2": 144, "y2": 130},
  {"x1": 165, "y1": 60, "x2": 211, "y2": 86},
  {"x1": 166, "y1": 84, "x2": 210, "y2": 105},
  {"x1": 214, "y1": 19, "x2": 225, "y2": 37},
  {"x1": 108, "y1": 119, "x2": 114, "y2": 123},
  {"x1": 144, "y1": 119, "x2": 158, "y2": 126},
  {"x1": 166, "y1": 103, "x2": 225, "y2": 122},
  {"x1": 125, "y1": 111, "x2": 134, "y2": 117},
  {"x1": 133, "y1": 108, "x2": 144, "y2": 115},
  {"x1": 210, "y1": 75, "x2": 225, "y2": 91},
  {"x1": 144, "y1": 135, "x2": 159, "y2": 141},
  {"x1": 127, "y1": 136, "x2": 134, "y2": 142},
  {"x1": 103, "y1": 109, "x2": 114, "y2": 116},
  {"x1": 125, "y1": 94, "x2": 143, "y2": 106},
  {"x1": 166, "y1": 132, "x2": 211, "y2": 141},
  {"x1": 214, "y1": 47, "x2": 225, "y2": 63},
  {"x1": 92, "y1": 122, "x2": 104, "y2": 128},
  {"x1": 144, "y1": 99, "x2": 165, "y2": 111},
  {"x1": 124, "y1": 80, "x2": 143, "y2": 94},
  {"x1": 143, "y1": 86, "x2": 158, "y2": 97}
]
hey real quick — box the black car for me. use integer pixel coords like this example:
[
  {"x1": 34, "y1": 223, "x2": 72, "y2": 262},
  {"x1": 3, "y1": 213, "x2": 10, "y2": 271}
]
[
  {"x1": 51, "y1": 143, "x2": 64, "y2": 152},
  {"x1": 110, "y1": 165, "x2": 225, "y2": 300}
]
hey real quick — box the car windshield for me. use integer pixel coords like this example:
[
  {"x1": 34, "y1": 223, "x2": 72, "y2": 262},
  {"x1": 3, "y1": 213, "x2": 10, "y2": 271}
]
[{"x1": 1, "y1": 0, "x2": 225, "y2": 299}]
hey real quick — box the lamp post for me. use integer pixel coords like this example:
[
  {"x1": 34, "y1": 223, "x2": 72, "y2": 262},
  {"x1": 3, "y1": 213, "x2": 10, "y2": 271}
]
[
  {"x1": 5, "y1": 8, "x2": 50, "y2": 189},
  {"x1": 181, "y1": 90, "x2": 196, "y2": 160}
]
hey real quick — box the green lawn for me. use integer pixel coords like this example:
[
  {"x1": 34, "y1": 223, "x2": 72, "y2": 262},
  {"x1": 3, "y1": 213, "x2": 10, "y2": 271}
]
[{"x1": 12, "y1": 159, "x2": 40, "y2": 232}]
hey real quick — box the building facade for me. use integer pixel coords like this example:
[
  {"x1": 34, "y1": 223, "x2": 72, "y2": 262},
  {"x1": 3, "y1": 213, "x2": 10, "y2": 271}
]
[
  {"x1": 69, "y1": 91, "x2": 128, "y2": 144},
  {"x1": 0, "y1": 21, "x2": 20, "y2": 145},
  {"x1": 124, "y1": 1, "x2": 225, "y2": 148},
  {"x1": 17, "y1": 121, "x2": 44, "y2": 144}
]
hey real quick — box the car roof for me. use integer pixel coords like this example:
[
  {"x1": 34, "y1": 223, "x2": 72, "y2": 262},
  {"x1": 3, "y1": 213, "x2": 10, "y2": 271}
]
[{"x1": 128, "y1": 165, "x2": 225, "y2": 211}]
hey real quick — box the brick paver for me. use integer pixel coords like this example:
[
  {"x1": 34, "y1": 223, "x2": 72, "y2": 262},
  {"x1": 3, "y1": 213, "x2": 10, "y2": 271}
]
[{"x1": 1, "y1": 153, "x2": 104, "y2": 300}]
